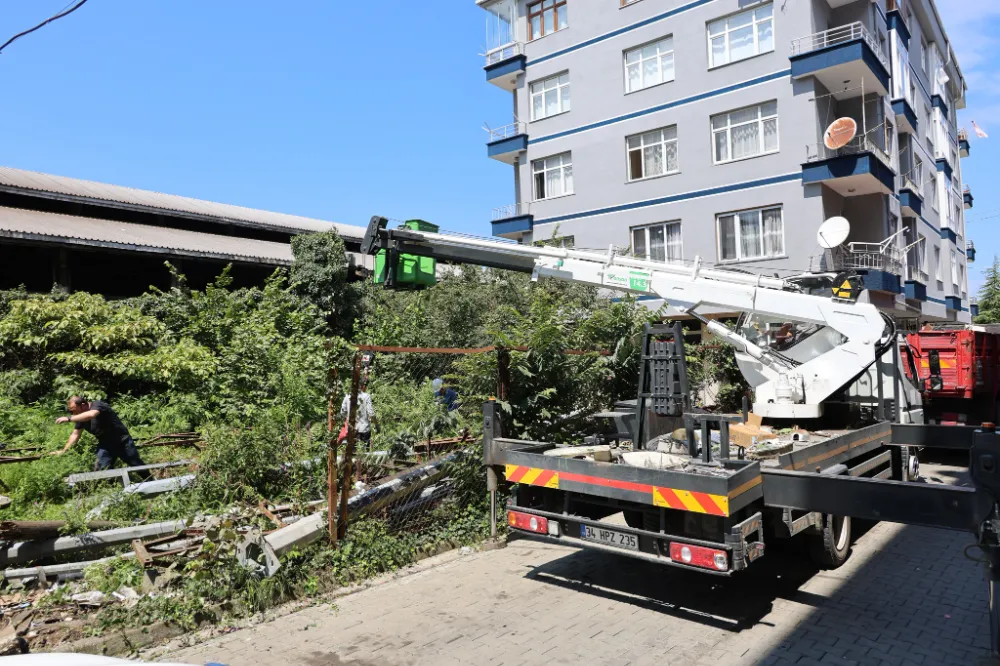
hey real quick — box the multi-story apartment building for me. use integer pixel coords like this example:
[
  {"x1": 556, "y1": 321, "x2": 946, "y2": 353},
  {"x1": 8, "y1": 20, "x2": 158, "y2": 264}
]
[{"x1": 479, "y1": 0, "x2": 974, "y2": 323}]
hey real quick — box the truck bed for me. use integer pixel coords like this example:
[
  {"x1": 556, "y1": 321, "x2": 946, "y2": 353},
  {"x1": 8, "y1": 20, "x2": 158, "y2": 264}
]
[{"x1": 490, "y1": 422, "x2": 891, "y2": 518}]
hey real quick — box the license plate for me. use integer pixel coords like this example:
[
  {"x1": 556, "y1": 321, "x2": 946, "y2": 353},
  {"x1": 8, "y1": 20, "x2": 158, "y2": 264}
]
[{"x1": 579, "y1": 525, "x2": 638, "y2": 551}]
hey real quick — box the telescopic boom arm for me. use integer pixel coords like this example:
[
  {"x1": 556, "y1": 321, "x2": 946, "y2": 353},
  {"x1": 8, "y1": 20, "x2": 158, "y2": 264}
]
[{"x1": 362, "y1": 216, "x2": 887, "y2": 419}]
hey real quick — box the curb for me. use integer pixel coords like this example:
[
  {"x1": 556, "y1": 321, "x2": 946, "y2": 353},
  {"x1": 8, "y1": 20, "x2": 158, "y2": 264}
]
[{"x1": 50, "y1": 536, "x2": 507, "y2": 659}]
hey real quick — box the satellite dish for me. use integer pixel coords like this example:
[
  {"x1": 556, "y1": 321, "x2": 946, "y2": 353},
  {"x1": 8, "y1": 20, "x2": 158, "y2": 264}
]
[
  {"x1": 824, "y1": 117, "x2": 858, "y2": 150},
  {"x1": 817, "y1": 216, "x2": 851, "y2": 249}
]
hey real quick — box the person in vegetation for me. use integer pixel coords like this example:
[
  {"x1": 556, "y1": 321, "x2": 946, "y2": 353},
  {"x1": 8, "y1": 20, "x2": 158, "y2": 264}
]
[
  {"x1": 340, "y1": 381, "x2": 377, "y2": 444},
  {"x1": 52, "y1": 396, "x2": 149, "y2": 476},
  {"x1": 432, "y1": 378, "x2": 460, "y2": 412}
]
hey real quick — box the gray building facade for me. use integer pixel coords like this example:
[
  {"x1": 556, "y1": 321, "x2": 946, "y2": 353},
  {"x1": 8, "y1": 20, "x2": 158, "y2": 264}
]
[{"x1": 479, "y1": 0, "x2": 974, "y2": 323}]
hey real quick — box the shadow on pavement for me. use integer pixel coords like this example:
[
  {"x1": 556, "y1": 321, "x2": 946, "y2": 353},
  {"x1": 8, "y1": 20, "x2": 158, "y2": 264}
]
[
  {"x1": 520, "y1": 531, "x2": 827, "y2": 632},
  {"x1": 516, "y1": 449, "x2": 992, "y2": 663}
]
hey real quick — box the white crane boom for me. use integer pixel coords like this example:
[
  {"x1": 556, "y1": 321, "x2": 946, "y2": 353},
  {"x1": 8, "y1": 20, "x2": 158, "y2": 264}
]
[{"x1": 363, "y1": 217, "x2": 889, "y2": 419}]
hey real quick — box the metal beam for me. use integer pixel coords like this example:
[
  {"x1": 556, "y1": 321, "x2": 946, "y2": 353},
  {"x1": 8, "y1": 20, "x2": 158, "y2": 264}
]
[
  {"x1": 761, "y1": 469, "x2": 989, "y2": 533},
  {"x1": 891, "y1": 424, "x2": 979, "y2": 450},
  {"x1": 65, "y1": 460, "x2": 195, "y2": 486},
  {"x1": 0, "y1": 520, "x2": 186, "y2": 566}
]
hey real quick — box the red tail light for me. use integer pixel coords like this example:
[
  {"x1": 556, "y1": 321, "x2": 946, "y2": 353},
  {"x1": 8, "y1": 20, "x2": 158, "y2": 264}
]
[
  {"x1": 507, "y1": 510, "x2": 548, "y2": 534},
  {"x1": 669, "y1": 542, "x2": 728, "y2": 571}
]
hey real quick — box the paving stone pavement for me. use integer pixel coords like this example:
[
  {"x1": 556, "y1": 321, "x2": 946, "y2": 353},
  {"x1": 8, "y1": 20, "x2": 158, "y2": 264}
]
[{"x1": 160, "y1": 462, "x2": 992, "y2": 666}]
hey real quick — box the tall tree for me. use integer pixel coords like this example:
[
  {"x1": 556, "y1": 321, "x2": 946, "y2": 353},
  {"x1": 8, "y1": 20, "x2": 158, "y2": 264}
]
[{"x1": 975, "y1": 256, "x2": 1000, "y2": 324}]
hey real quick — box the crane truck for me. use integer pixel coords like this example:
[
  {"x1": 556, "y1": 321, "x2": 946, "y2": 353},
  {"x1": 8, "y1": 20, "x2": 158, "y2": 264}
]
[{"x1": 362, "y1": 216, "x2": 1000, "y2": 655}]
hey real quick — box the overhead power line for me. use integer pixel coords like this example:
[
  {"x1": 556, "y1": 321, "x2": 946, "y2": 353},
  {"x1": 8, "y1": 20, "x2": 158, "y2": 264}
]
[{"x1": 0, "y1": 0, "x2": 90, "y2": 55}]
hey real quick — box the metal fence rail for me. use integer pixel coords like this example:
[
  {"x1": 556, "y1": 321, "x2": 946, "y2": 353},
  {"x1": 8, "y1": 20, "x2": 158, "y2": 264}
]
[{"x1": 790, "y1": 22, "x2": 890, "y2": 72}]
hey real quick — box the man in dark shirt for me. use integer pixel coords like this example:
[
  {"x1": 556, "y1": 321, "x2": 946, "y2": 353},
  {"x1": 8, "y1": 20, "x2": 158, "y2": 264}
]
[{"x1": 52, "y1": 396, "x2": 148, "y2": 473}]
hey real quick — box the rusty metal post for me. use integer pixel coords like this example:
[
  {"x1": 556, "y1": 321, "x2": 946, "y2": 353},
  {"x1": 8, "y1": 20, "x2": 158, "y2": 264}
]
[
  {"x1": 338, "y1": 352, "x2": 362, "y2": 540},
  {"x1": 496, "y1": 348, "x2": 511, "y2": 405},
  {"x1": 326, "y1": 364, "x2": 339, "y2": 545}
]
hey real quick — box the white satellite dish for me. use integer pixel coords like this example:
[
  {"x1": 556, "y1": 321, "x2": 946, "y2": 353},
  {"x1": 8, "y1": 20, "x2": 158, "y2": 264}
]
[{"x1": 817, "y1": 216, "x2": 851, "y2": 249}]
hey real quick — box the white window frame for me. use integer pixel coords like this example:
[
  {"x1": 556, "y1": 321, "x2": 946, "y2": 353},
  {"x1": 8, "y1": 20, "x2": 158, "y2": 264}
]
[
  {"x1": 716, "y1": 206, "x2": 784, "y2": 263},
  {"x1": 624, "y1": 36, "x2": 674, "y2": 94},
  {"x1": 711, "y1": 101, "x2": 779, "y2": 164},
  {"x1": 532, "y1": 152, "x2": 574, "y2": 201},
  {"x1": 627, "y1": 125, "x2": 679, "y2": 181},
  {"x1": 529, "y1": 72, "x2": 571, "y2": 122},
  {"x1": 631, "y1": 221, "x2": 682, "y2": 262},
  {"x1": 920, "y1": 37, "x2": 930, "y2": 77},
  {"x1": 951, "y1": 247, "x2": 959, "y2": 292},
  {"x1": 934, "y1": 245, "x2": 942, "y2": 283},
  {"x1": 707, "y1": 3, "x2": 774, "y2": 69}
]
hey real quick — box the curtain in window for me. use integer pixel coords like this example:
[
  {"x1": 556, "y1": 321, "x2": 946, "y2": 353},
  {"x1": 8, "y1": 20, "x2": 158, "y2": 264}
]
[
  {"x1": 649, "y1": 225, "x2": 666, "y2": 262},
  {"x1": 644, "y1": 143, "x2": 663, "y2": 178},
  {"x1": 763, "y1": 118, "x2": 778, "y2": 152},
  {"x1": 762, "y1": 208, "x2": 783, "y2": 256},
  {"x1": 632, "y1": 228, "x2": 647, "y2": 259},
  {"x1": 719, "y1": 215, "x2": 737, "y2": 260},
  {"x1": 665, "y1": 223, "x2": 682, "y2": 260},
  {"x1": 731, "y1": 123, "x2": 760, "y2": 160},
  {"x1": 739, "y1": 211, "x2": 762, "y2": 258},
  {"x1": 563, "y1": 164, "x2": 573, "y2": 193}
]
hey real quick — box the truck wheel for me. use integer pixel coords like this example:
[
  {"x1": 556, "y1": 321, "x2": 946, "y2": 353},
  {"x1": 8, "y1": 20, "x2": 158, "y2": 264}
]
[
  {"x1": 808, "y1": 514, "x2": 851, "y2": 568},
  {"x1": 896, "y1": 446, "x2": 919, "y2": 482}
]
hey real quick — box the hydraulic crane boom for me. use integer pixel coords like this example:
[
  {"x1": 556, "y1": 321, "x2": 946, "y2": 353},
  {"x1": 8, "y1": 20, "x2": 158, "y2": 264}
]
[{"x1": 362, "y1": 216, "x2": 890, "y2": 419}]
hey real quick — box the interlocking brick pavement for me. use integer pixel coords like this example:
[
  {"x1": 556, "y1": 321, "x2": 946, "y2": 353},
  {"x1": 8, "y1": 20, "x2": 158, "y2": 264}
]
[{"x1": 158, "y1": 460, "x2": 992, "y2": 666}]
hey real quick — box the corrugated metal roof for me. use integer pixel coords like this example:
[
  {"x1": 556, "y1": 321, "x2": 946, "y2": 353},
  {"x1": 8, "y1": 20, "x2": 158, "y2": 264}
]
[
  {"x1": 0, "y1": 206, "x2": 294, "y2": 265},
  {"x1": 0, "y1": 166, "x2": 364, "y2": 240}
]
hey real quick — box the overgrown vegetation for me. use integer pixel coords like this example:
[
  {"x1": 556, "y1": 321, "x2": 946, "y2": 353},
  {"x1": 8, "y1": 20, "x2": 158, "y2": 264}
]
[
  {"x1": 0, "y1": 227, "x2": 745, "y2": 639},
  {"x1": 975, "y1": 255, "x2": 1000, "y2": 325}
]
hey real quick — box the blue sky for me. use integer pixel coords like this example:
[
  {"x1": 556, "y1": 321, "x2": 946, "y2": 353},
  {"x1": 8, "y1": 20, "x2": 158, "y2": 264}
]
[{"x1": 1, "y1": 1, "x2": 997, "y2": 290}]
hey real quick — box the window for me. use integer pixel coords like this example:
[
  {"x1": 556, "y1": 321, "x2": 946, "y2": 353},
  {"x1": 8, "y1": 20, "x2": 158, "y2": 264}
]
[
  {"x1": 625, "y1": 37, "x2": 674, "y2": 93},
  {"x1": 712, "y1": 101, "x2": 778, "y2": 163},
  {"x1": 920, "y1": 37, "x2": 930, "y2": 77},
  {"x1": 960, "y1": 263, "x2": 967, "y2": 297},
  {"x1": 530, "y1": 73, "x2": 570, "y2": 121},
  {"x1": 621, "y1": 0, "x2": 643, "y2": 5},
  {"x1": 929, "y1": 175, "x2": 938, "y2": 211},
  {"x1": 913, "y1": 154, "x2": 923, "y2": 188},
  {"x1": 708, "y1": 4, "x2": 773, "y2": 68},
  {"x1": 717, "y1": 206, "x2": 784, "y2": 262},
  {"x1": 934, "y1": 246, "x2": 942, "y2": 283},
  {"x1": 627, "y1": 126, "x2": 678, "y2": 181},
  {"x1": 528, "y1": 0, "x2": 567, "y2": 41},
  {"x1": 532, "y1": 153, "x2": 573, "y2": 200},
  {"x1": 951, "y1": 248, "x2": 959, "y2": 290},
  {"x1": 632, "y1": 222, "x2": 682, "y2": 262}
]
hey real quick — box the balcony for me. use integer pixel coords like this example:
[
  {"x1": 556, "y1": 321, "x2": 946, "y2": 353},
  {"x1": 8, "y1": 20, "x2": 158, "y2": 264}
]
[
  {"x1": 964, "y1": 186, "x2": 974, "y2": 210},
  {"x1": 967, "y1": 240, "x2": 976, "y2": 263},
  {"x1": 484, "y1": 42, "x2": 525, "y2": 91},
  {"x1": 972, "y1": 298, "x2": 980, "y2": 318},
  {"x1": 945, "y1": 295, "x2": 962, "y2": 311},
  {"x1": 903, "y1": 265, "x2": 928, "y2": 301},
  {"x1": 834, "y1": 241, "x2": 903, "y2": 294},
  {"x1": 486, "y1": 122, "x2": 527, "y2": 164},
  {"x1": 491, "y1": 203, "x2": 533, "y2": 239},
  {"x1": 959, "y1": 129, "x2": 971, "y2": 158},
  {"x1": 935, "y1": 158, "x2": 954, "y2": 182},
  {"x1": 899, "y1": 179, "x2": 922, "y2": 217},
  {"x1": 802, "y1": 134, "x2": 896, "y2": 196},
  {"x1": 892, "y1": 99, "x2": 918, "y2": 134},
  {"x1": 886, "y1": 3, "x2": 911, "y2": 48},
  {"x1": 790, "y1": 23, "x2": 890, "y2": 99}
]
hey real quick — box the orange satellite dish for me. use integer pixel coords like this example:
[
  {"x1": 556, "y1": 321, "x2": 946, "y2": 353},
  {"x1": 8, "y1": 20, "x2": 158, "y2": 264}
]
[{"x1": 824, "y1": 117, "x2": 858, "y2": 150}]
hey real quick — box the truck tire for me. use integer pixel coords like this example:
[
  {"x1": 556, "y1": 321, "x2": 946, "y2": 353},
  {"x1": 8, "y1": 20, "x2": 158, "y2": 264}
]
[
  {"x1": 899, "y1": 446, "x2": 919, "y2": 482},
  {"x1": 808, "y1": 514, "x2": 851, "y2": 568}
]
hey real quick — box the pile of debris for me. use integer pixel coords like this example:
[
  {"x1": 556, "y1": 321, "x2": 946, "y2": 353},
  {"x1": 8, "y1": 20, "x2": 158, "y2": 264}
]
[{"x1": 0, "y1": 433, "x2": 474, "y2": 651}]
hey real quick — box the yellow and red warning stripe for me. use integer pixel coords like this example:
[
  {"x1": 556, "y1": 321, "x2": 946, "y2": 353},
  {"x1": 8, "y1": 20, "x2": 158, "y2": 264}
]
[
  {"x1": 503, "y1": 465, "x2": 737, "y2": 516},
  {"x1": 504, "y1": 464, "x2": 559, "y2": 488}
]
